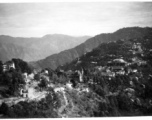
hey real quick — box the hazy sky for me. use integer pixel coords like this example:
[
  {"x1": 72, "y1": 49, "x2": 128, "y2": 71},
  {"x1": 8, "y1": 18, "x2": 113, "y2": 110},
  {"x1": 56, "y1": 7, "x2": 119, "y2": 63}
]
[{"x1": 0, "y1": 2, "x2": 152, "y2": 37}]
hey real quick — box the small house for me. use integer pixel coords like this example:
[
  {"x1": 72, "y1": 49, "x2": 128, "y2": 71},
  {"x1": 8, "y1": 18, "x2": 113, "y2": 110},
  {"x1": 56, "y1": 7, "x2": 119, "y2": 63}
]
[
  {"x1": 20, "y1": 88, "x2": 28, "y2": 98},
  {"x1": 3, "y1": 61, "x2": 15, "y2": 72}
]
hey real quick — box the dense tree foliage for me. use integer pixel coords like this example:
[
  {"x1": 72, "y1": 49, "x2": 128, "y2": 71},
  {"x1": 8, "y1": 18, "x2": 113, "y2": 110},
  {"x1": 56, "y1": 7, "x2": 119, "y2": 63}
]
[
  {"x1": 12, "y1": 58, "x2": 32, "y2": 74},
  {"x1": 0, "y1": 59, "x2": 29, "y2": 97},
  {"x1": 34, "y1": 74, "x2": 40, "y2": 81},
  {"x1": 1, "y1": 33, "x2": 152, "y2": 118},
  {"x1": 57, "y1": 35, "x2": 152, "y2": 116},
  {"x1": 0, "y1": 88, "x2": 60, "y2": 118},
  {"x1": 38, "y1": 78, "x2": 48, "y2": 90}
]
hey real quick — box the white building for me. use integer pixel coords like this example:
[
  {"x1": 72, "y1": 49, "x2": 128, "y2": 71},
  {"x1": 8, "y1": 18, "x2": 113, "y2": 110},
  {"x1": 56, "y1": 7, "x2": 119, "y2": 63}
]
[{"x1": 3, "y1": 61, "x2": 15, "y2": 72}]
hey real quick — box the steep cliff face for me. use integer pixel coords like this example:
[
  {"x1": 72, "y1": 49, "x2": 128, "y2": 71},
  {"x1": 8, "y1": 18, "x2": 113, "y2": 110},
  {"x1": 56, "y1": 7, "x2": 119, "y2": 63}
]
[{"x1": 31, "y1": 27, "x2": 152, "y2": 70}]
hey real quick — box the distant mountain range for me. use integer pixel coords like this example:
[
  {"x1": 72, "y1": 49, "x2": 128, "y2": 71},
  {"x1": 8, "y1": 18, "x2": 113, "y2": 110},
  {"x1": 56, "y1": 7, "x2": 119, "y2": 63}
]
[
  {"x1": 30, "y1": 27, "x2": 152, "y2": 70},
  {"x1": 0, "y1": 34, "x2": 90, "y2": 62},
  {"x1": 59, "y1": 32, "x2": 152, "y2": 71}
]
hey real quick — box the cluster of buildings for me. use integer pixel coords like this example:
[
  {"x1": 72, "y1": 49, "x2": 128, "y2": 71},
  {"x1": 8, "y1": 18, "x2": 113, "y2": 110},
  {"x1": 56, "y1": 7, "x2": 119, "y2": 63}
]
[
  {"x1": 85, "y1": 40, "x2": 152, "y2": 108},
  {"x1": 92, "y1": 41, "x2": 147, "y2": 78}
]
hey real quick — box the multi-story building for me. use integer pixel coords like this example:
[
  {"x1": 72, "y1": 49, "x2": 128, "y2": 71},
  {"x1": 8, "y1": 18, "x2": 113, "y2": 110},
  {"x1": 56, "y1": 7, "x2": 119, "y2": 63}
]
[{"x1": 2, "y1": 61, "x2": 15, "y2": 72}]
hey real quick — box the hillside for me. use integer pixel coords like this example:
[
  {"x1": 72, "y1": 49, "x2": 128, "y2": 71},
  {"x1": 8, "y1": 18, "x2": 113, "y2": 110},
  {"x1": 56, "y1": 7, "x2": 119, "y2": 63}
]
[
  {"x1": 0, "y1": 34, "x2": 90, "y2": 62},
  {"x1": 1, "y1": 33, "x2": 152, "y2": 117},
  {"x1": 59, "y1": 33, "x2": 152, "y2": 71},
  {"x1": 1, "y1": 1, "x2": 152, "y2": 118},
  {"x1": 31, "y1": 27, "x2": 152, "y2": 70},
  {"x1": 55, "y1": 33, "x2": 152, "y2": 116}
]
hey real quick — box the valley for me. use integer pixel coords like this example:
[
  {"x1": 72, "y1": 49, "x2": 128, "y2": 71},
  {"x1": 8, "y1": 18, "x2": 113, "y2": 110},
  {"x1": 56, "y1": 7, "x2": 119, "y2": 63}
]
[
  {"x1": 1, "y1": 27, "x2": 152, "y2": 117},
  {"x1": 0, "y1": 34, "x2": 90, "y2": 62}
]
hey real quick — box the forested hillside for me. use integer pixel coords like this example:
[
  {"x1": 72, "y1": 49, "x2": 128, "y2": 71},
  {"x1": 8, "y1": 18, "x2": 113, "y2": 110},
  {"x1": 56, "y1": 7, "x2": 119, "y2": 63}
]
[
  {"x1": 0, "y1": 34, "x2": 90, "y2": 62},
  {"x1": 1, "y1": 27, "x2": 152, "y2": 118},
  {"x1": 31, "y1": 27, "x2": 152, "y2": 70}
]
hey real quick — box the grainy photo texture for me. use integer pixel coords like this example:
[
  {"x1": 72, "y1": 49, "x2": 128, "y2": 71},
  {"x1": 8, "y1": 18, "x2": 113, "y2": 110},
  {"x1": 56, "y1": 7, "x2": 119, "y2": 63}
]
[{"x1": 0, "y1": 1, "x2": 152, "y2": 118}]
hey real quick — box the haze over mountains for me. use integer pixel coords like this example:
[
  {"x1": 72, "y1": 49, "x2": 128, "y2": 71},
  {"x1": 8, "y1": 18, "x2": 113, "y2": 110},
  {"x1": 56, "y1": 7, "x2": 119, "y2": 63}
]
[
  {"x1": 0, "y1": 34, "x2": 90, "y2": 62},
  {"x1": 30, "y1": 27, "x2": 152, "y2": 70}
]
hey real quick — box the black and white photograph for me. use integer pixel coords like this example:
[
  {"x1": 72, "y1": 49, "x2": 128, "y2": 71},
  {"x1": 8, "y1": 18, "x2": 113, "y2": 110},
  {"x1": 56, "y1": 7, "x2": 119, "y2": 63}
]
[{"x1": 0, "y1": 0, "x2": 152, "y2": 118}]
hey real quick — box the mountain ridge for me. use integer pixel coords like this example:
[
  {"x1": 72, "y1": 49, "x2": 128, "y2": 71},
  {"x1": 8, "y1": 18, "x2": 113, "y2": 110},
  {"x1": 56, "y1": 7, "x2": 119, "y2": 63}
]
[
  {"x1": 30, "y1": 27, "x2": 152, "y2": 70},
  {"x1": 0, "y1": 34, "x2": 90, "y2": 62}
]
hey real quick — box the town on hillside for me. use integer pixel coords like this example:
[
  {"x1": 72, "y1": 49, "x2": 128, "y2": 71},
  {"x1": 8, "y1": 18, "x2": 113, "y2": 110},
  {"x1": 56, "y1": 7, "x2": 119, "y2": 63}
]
[{"x1": 1, "y1": 35, "x2": 152, "y2": 118}]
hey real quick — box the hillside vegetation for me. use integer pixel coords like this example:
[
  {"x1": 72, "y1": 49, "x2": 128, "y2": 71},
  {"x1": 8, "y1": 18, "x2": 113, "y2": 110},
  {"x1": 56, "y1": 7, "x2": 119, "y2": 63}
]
[
  {"x1": 1, "y1": 27, "x2": 152, "y2": 117},
  {"x1": 0, "y1": 34, "x2": 90, "y2": 62},
  {"x1": 31, "y1": 27, "x2": 152, "y2": 70}
]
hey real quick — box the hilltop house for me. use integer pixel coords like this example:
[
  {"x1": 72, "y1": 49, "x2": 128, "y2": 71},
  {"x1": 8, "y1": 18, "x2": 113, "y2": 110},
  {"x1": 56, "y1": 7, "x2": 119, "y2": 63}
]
[{"x1": 2, "y1": 61, "x2": 15, "y2": 72}]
